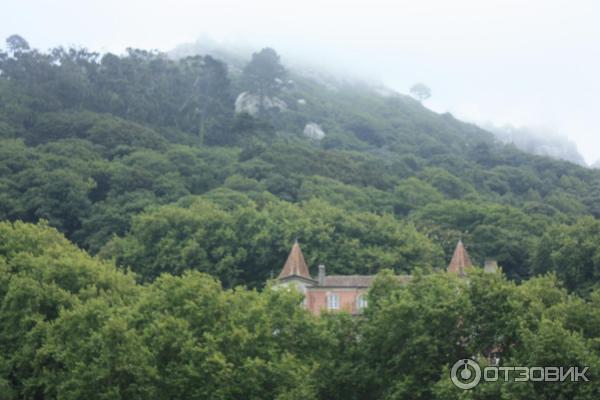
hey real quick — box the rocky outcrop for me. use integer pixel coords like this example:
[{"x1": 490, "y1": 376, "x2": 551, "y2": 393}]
[
  {"x1": 303, "y1": 123, "x2": 325, "y2": 140},
  {"x1": 234, "y1": 92, "x2": 287, "y2": 116}
]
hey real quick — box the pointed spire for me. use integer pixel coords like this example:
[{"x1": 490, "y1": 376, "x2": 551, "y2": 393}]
[
  {"x1": 447, "y1": 240, "x2": 473, "y2": 275},
  {"x1": 278, "y1": 241, "x2": 312, "y2": 280}
]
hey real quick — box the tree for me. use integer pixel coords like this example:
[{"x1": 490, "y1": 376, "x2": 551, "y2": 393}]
[
  {"x1": 5, "y1": 35, "x2": 30, "y2": 53},
  {"x1": 178, "y1": 55, "x2": 232, "y2": 144},
  {"x1": 242, "y1": 48, "x2": 286, "y2": 114},
  {"x1": 360, "y1": 271, "x2": 471, "y2": 400},
  {"x1": 393, "y1": 177, "x2": 444, "y2": 215},
  {"x1": 101, "y1": 200, "x2": 245, "y2": 285},
  {"x1": 102, "y1": 196, "x2": 443, "y2": 287},
  {"x1": 0, "y1": 221, "x2": 138, "y2": 397},
  {"x1": 410, "y1": 83, "x2": 431, "y2": 102},
  {"x1": 532, "y1": 217, "x2": 600, "y2": 293}
]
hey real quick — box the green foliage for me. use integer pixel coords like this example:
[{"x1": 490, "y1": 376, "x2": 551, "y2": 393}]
[
  {"x1": 361, "y1": 272, "x2": 470, "y2": 399},
  {"x1": 242, "y1": 48, "x2": 286, "y2": 105},
  {"x1": 0, "y1": 221, "x2": 327, "y2": 399},
  {"x1": 2, "y1": 37, "x2": 600, "y2": 292},
  {"x1": 103, "y1": 195, "x2": 442, "y2": 287},
  {"x1": 532, "y1": 217, "x2": 600, "y2": 294},
  {"x1": 1, "y1": 221, "x2": 600, "y2": 399},
  {"x1": 0, "y1": 221, "x2": 138, "y2": 397},
  {"x1": 354, "y1": 270, "x2": 600, "y2": 400},
  {"x1": 393, "y1": 177, "x2": 444, "y2": 215},
  {"x1": 413, "y1": 200, "x2": 549, "y2": 279},
  {"x1": 1, "y1": 38, "x2": 600, "y2": 399},
  {"x1": 102, "y1": 200, "x2": 244, "y2": 285}
]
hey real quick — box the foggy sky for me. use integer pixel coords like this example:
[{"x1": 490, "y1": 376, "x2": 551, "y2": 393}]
[{"x1": 4, "y1": 0, "x2": 600, "y2": 164}]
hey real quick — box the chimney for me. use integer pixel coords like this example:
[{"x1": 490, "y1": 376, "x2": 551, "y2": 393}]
[
  {"x1": 484, "y1": 259, "x2": 498, "y2": 273},
  {"x1": 318, "y1": 264, "x2": 326, "y2": 286}
]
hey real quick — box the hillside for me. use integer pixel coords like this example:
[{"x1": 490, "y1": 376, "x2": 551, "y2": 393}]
[
  {"x1": 2, "y1": 36, "x2": 600, "y2": 291},
  {"x1": 2, "y1": 34, "x2": 600, "y2": 400}
]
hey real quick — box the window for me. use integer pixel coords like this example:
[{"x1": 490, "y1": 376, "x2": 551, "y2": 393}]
[
  {"x1": 357, "y1": 294, "x2": 368, "y2": 310},
  {"x1": 327, "y1": 293, "x2": 339, "y2": 310}
]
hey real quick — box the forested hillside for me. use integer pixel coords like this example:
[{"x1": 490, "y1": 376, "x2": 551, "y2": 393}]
[
  {"x1": 2, "y1": 35, "x2": 600, "y2": 291},
  {"x1": 2, "y1": 34, "x2": 600, "y2": 399}
]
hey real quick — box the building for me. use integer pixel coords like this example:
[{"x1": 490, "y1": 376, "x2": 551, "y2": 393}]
[
  {"x1": 276, "y1": 240, "x2": 480, "y2": 315},
  {"x1": 275, "y1": 241, "x2": 387, "y2": 315}
]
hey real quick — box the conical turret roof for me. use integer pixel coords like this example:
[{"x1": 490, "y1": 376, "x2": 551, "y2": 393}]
[
  {"x1": 278, "y1": 241, "x2": 313, "y2": 280},
  {"x1": 447, "y1": 240, "x2": 473, "y2": 275}
]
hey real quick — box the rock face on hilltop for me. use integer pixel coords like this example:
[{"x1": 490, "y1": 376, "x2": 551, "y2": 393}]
[
  {"x1": 303, "y1": 122, "x2": 325, "y2": 140},
  {"x1": 235, "y1": 92, "x2": 287, "y2": 116}
]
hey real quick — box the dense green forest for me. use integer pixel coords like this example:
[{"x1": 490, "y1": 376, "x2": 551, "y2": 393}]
[
  {"x1": 1, "y1": 35, "x2": 600, "y2": 398},
  {"x1": 1, "y1": 221, "x2": 599, "y2": 399}
]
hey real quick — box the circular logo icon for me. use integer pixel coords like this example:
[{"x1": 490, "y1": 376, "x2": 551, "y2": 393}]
[{"x1": 450, "y1": 359, "x2": 481, "y2": 390}]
